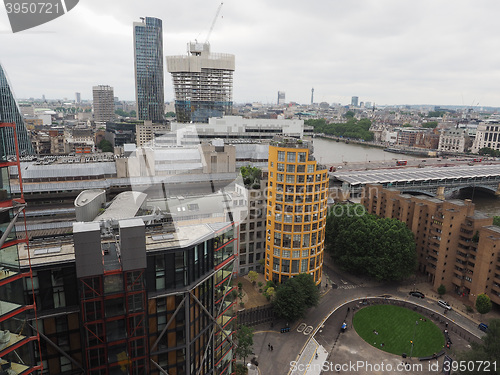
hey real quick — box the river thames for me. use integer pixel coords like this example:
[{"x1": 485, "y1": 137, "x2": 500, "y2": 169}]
[{"x1": 311, "y1": 137, "x2": 500, "y2": 217}]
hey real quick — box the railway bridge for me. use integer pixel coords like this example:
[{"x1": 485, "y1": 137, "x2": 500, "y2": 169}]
[{"x1": 331, "y1": 164, "x2": 500, "y2": 199}]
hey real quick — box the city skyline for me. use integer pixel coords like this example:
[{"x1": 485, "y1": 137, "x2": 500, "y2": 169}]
[{"x1": 1, "y1": 0, "x2": 500, "y2": 106}]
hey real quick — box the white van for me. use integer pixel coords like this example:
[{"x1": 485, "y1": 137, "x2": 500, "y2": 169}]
[{"x1": 438, "y1": 300, "x2": 452, "y2": 310}]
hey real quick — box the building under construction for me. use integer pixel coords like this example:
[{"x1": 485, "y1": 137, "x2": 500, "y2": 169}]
[{"x1": 167, "y1": 43, "x2": 235, "y2": 123}]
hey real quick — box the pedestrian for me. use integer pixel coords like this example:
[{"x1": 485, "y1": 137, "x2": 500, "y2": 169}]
[
  {"x1": 315, "y1": 353, "x2": 318, "y2": 359},
  {"x1": 271, "y1": 345, "x2": 274, "y2": 351},
  {"x1": 268, "y1": 343, "x2": 271, "y2": 351}
]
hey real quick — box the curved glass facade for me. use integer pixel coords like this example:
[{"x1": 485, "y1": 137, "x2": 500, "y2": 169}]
[
  {"x1": 0, "y1": 64, "x2": 33, "y2": 156},
  {"x1": 265, "y1": 140, "x2": 329, "y2": 285}
]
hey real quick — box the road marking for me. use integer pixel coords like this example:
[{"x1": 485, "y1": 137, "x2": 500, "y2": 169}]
[
  {"x1": 304, "y1": 325, "x2": 313, "y2": 335},
  {"x1": 297, "y1": 323, "x2": 307, "y2": 333}
]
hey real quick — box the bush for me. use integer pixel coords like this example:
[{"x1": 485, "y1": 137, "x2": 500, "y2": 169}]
[
  {"x1": 437, "y1": 284, "x2": 446, "y2": 296},
  {"x1": 239, "y1": 302, "x2": 245, "y2": 307},
  {"x1": 258, "y1": 282, "x2": 263, "y2": 287},
  {"x1": 465, "y1": 305, "x2": 474, "y2": 313}
]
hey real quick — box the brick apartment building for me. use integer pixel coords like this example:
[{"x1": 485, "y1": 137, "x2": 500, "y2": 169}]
[{"x1": 362, "y1": 184, "x2": 500, "y2": 308}]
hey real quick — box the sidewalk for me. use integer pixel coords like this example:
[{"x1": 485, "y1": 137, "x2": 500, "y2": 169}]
[
  {"x1": 290, "y1": 338, "x2": 328, "y2": 375},
  {"x1": 398, "y1": 281, "x2": 500, "y2": 325}
]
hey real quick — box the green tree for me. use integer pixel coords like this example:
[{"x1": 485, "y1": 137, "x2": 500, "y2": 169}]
[
  {"x1": 437, "y1": 284, "x2": 446, "y2": 296},
  {"x1": 234, "y1": 363, "x2": 248, "y2": 375},
  {"x1": 456, "y1": 319, "x2": 500, "y2": 375},
  {"x1": 493, "y1": 216, "x2": 500, "y2": 226},
  {"x1": 305, "y1": 117, "x2": 374, "y2": 141},
  {"x1": 422, "y1": 121, "x2": 438, "y2": 128},
  {"x1": 240, "y1": 166, "x2": 261, "y2": 189},
  {"x1": 248, "y1": 271, "x2": 258, "y2": 285},
  {"x1": 476, "y1": 294, "x2": 492, "y2": 314},
  {"x1": 98, "y1": 139, "x2": 113, "y2": 152},
  {"x1": 165, "y1": 111, "x2": 176, "y2": 118},
  {"x1": 234, "y1": 325, "x2": 254, "y2": 364},
  {"x1": 325, "y1": 204, "x2": 417, "y2": 281},
  {"x1": 344, "y1": 110, "x2": 355, "y2": 119},
  {"x1": 264, "y1": 286, "x2": 275, "y2": 301},
  {"x1": 273, "y1": 273, "x2": 319, "y2": 322}
]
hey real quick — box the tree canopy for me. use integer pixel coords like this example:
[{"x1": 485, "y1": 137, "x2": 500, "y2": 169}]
[
  {"x1": 479, "y1": 147, "x2": 500, "y2": 157},
  {"x1": 422, "y1": 121, "x2": 438, "y2": 128},
  {"x1": 456, "y1": 319, "x2": 500, "y2": 375},
  {"x1": 475, "y1": 294, "x2": 493, "y2": 314},
  {"x1": 240, "y1": 166, "x2": 261, "y2": 189},
  {"x1": 273, "y1": 273, "x2": 320, "y2": 322},
  {"x1": 234, "y1": 325, "x2": 254, "y2": 364},
  {"x1": 98, "y1": 139, "x2": 113, "y2": 153},
  {"x1": 305, "y1": 118, "x2": 374, "y2": 141},
  {"x1": 325, "y1": 204, "x2": 417, "y2": 281}
]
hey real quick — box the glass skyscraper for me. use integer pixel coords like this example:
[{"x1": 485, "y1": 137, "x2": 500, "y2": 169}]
[
  {"x1": 133, "y1": 17, "x2": 165, "y2": 123},
  {"x1": 0, "y1": 63, "x2": 33, "y2": 156}
]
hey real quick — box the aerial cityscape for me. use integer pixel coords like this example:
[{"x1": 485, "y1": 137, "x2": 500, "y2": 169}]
[{"x1": 1, "y1": 1, "x2": 500, "y2": 375}]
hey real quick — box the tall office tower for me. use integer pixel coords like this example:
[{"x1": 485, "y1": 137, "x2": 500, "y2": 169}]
[
  {"x1": 167, "y1": 42, "x2": 235, "y2": 123},
  {"x1": 277, "y1": 91, "x2": 286, "y2": 105},
  {"x1": 92, "y1": 85, "x2": 115, "y2": 122},
  {"x1": 351, "y1": 96, "x2": 359, "y2": 107},
  {"x1": 75, "y1": 92, "x2": 81, "y2": 104},
  {"x1": 133, "y1": 17, "x2": 165, "y2": 122},
  {"x1": 311, "y1": 88, "x2": 314, "y2": 105},
  {"x1": 265, "y1": 138, "x2": 329, "y2": 285},
  {"x1": 0, "y1": 63, "x2": 33, "y2": 155},
  {"x1": 0, "y1": 122, "x2": 42, "y2": 374}
]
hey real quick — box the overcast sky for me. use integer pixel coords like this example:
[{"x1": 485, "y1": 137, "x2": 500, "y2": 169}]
[{"x1": 1, "y1": 0, "x2": 499, "y2": 107}]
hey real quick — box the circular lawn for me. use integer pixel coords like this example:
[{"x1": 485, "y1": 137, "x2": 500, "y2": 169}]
[{"x1": 352, "y1": 304, "x2": 445, "y2": 357}]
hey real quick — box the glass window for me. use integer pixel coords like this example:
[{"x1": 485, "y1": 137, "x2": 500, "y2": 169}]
[
  {"x1": 298, "y1": 152, "x2": 307, "y2": 162},
  {"x1": 286, "y1": 175, "x2": 295, "y2": 183},
  {"x1": 287, "y1": 152, "x2": 296, "y2": 163},
  {"x1": 277, "y1": 173, "x2": 284, "y2": 182},
  {"x1": 282, "y1": 250, "x2": 290, "y2": 258},
  {"x1": 277, "y1": 163, "x2": 285, "y2": 171},
  {"x1": 297, "y1": 165, "x2": 306, "y2": 173},
  {"x1": 286, "y1": 164, "x2": 295, "y2": 173},
  {"x1": 278, "y1": 151, "x2": 285, "y2": 161},
  {"x1": 307, "y1": 164, "x2": 315, "y2": 173}
]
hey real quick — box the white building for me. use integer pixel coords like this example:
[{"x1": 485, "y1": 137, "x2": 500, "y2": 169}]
[
  {"x1": 471, "y1": 116, "x2": 500, "y2": 153},
  {"x1": 438, "y1": 128, "x2": 469, "y2": 153}
]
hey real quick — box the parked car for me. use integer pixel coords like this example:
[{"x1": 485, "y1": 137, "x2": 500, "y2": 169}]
[
  {"x1": 409, "y1": 291, "x2": 425, "y2": 298},
  {"x1": 438, "y1": 300, "x2": 452, "y2": 310},
  {"x1": 478, "y1": 323, "x2": 489, "y2": 332}
]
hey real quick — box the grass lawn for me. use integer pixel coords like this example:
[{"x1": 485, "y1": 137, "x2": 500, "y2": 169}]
[{"x1": 353, "y1": 305, "x2": 445, "y2": 357}]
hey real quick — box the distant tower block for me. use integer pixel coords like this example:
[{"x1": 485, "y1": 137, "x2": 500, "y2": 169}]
[
  {"x1": 311, "y1": 88, "x2": 314, "y2": 105},
  {"x1": 351, "y1": 96, "x2": 359, "y2": 107},
  {"x1": 277, "y1": 91, "x2": 285, "y2": 105},
  {"x1": 75, "y1": 92, "x2": 81, "y2": 104},
  {"x1": 167, "y1": 42, "x2": 235, "y2": 123}
]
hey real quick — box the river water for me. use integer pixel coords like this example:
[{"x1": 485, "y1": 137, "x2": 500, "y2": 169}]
[{"x1": 311, "y1": 137, "x2": 500, "y2": 217}]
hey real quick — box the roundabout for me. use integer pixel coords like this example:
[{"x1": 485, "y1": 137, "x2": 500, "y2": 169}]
[{"x1": 352, "y1": 304, "x2": 445, "y2": 357}]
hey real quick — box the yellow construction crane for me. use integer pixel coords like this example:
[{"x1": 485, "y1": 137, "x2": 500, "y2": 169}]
[{"x1": 205, "y1": 2, "x2": 223, "y2": 44}]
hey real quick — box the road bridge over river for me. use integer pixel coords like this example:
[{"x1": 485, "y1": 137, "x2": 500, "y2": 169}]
[{"x1": 331, "y1": 164, "x2": 500, "y2": 198}]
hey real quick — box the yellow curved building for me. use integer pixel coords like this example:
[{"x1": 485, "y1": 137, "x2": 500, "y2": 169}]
[{"x1": 265, "y1": 139, "x2": 329, "y2": 285}]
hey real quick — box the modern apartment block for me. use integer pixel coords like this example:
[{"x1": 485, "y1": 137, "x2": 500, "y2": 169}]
[
  {"x1": 92, "y1": 85, "x2": 115, "y2": 123},
  {"x1": 0, "y1": 63, "x2": 33, "y2": 155},
  {"x1": 133, "y1": 17, "x2": 165, "y2": 123},
  {"x1": 265, "y1": 138, "x2": 329, "y2": 286},
  {"x1": 167, "y1": 42, "x2": 235, "y2": 123},
  {"x1": 16, "y1": 190, "x2": 237, "y2": 375},
  {"x1": 362, "y1": 184, "x2": 500, "y2": 308},
  {"x1": 0, "y1": 122, "x2": 41, "y2": 374},
  {"x1": 234, "y1": 174, "x2": 268, "y2": 276}
]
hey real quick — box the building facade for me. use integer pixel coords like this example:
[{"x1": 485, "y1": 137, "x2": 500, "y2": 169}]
[
  {"x1": 438, "y1": 128, "x2": 470, "y2": 153},
  {"x1": 167, "y1": 42, "x2": 235, "y2": 123},
  {"x1": 135, "y1": 121, "x2": 167, "y2": 147},
  {"x1": 92, "y1": 85, "x2": 115, "y2": 123},
  {"x1": 362, "y1": 184, "x2": 500, "y2": 308},
  {"x1": 471, "y1": 117, "x2": 500, "y2": 153},
  {"x1": 264, "y1": 139, "x2": 329, "y2": 285},
  {"x1": 0, "y1": 122, "x2": 41, "y2": 374},
  {"x1": 0, "y1": 63, "x2": 33, "y2": 155},
  {"x1": 18, "y1": 214, "x2": 237, "y2": 374},
  {"x1": 133, "y1": 17, "x2": 165, "y2": 123}
]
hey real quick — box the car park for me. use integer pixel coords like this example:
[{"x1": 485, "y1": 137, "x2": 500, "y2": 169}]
[{"x1": 409, "y1": 291, "x2": 425, "y2": 298}]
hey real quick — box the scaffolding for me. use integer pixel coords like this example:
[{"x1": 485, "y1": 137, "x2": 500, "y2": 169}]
[{"x1": 0, "y1": 122, "x2": 42, "y2": 374}]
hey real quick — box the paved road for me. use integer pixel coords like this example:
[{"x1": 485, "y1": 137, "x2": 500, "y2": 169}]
[{"x1": 251, "y1": 271, "x2": 485, "y2": 375}]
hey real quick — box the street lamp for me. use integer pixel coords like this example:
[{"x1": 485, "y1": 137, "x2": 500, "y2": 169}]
[{"x1": 410, "y1": 320, "x2": 418, "y2": 358}]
